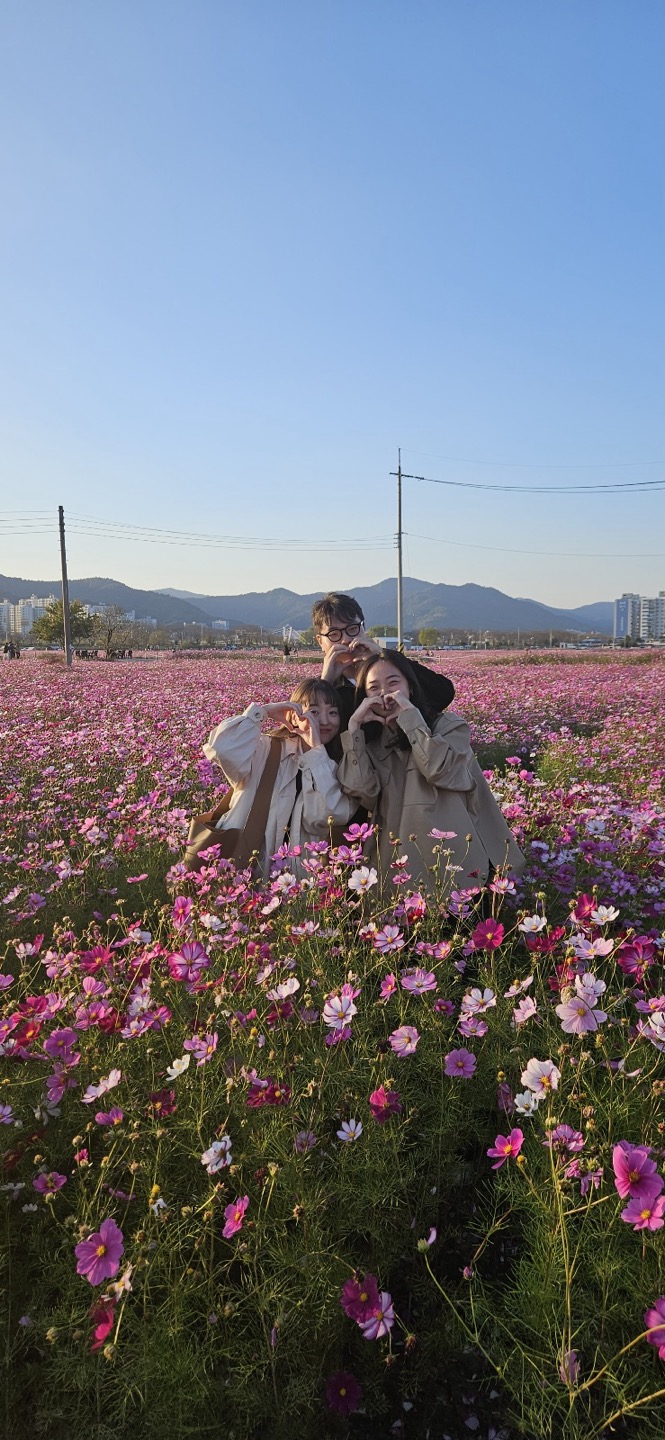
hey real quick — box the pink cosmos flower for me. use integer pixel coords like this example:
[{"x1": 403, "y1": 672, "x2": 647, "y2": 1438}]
[
  {"x1": 645, "y1": 1296, "x2": 665, "y2": 1360},
  {"x1": 513, "y1": 996, "x2": 538, "y2": 1026},
  {"x1": 545, "y1": 1124, "x2": 585, "y2": 1154},
  {"x1": 379, "y1": 973, "x2": 397, "y2": 1001},
  {"x1": 487, "y1": 1129, "x2": 524, "y2": 1169},
  {"x1": 168, "y1": 941, "x2": 210, "y2": 984},
  {"x1": 294, "y1": 1129, "x2": 317, "y2": 1153},
  {"x1": 360, "y1": 1291, "x2": 395, "y2": 1339},
  {"x1": 559, "y1": 1350, "x2": 580, "y2": 1386},
  {"x1": 374, "y1": 926, "x2": 405, "y2": 954},
  {"x1": 82, "y1": 1068, "x2": 122, "y2": 1105},
  {"x1": 43, "y1": 1027, "x2": 79, "y2": 1060},
  {"x1": 322, "y1": 993, "x2": 358, "y2": 1031},
  {"x1": 89, "y1": 1299, "x2": 116, "y2": 1353},
  {"x1": 401, "y1": 967, "x2": 437, "y2": 996},
  {"x1": 94, "y1": 1108, "x2": 124, "y2": 1126},
  {"x1": 471, "y1": 919, "x2": 505, "y2": 951},
  {"x1": 621, "y1": 1194, "x2": 665, "y2": 1231},
  {"x1": 222, "y1": 1195, "x2": 249, "y2": 1239},
  {"x1": 520, "y1": 1058, "x2": 560, "y2": 1097},
  {"x1": 612, "y1": 1143, "x2": 663, "y2": 1203},
  {"x1": 172, "y1": 895, "x2": 193, "y2": 930},
  {"x1": 340, "y1": 1273, "x2": 380, "y2": 1322},
  {"x1": 458, "y1": 1015, "x2": 488, "y2": 1038},
  {"x1": 389, "y1": 1025, "x2": 420, "y2": 1057},
  {"x1": 369, "y1": 1085, "x2": 403, "y2": 1124},
  {"x1": 0, "y1": 1104, "x2": 14, "y2": 1124},
  {"x1": 444, "y1": 1048, "x2": 477, "y2": 1079},
  {"x1": 555, "y1": 996, "x2": 607, "y2": 1034},
  {"x1": 75, "y1": 1218, "x2": 124, "y2": 1286},
  {"x1": 33, "y1": 1171, "x2": 67, "y2": 1195},
  {"x1": 326, "y1": 1370, "x2": 363, "y2": 1416},
  {"x1": 183, "y1": 1032, "x2": 218, "y2": 1066}
]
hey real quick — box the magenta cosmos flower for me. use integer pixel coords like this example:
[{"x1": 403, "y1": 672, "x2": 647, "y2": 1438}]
[
  {"x1": 471, "y1": 918, "x2": 505, "y2": 951},
  {"x1": 621, "y1": 1194, "x2": 665, "y2": 1231},
  {"x1": 487, "y1": 1129, "x2": 524, "y2": 1169},
  {"x1": 645, "y1": 1297, "x2": 665, "y2": 1360},
  {"x1": 340, "y1": 1273, "x2": 380, "y2": 1323},
  {"x1": 75, "y1": 1218, "x2": 124, "y2": 1286},
  {"x1": 326, "y1": 1370, "x2": 363, "y2": 1415},
  {"x1": 222, "y1": 1195, "x2": 249, "y2": 1239},
  {"x1": 444, "y1": 1048, "x2": 477, "y2": 1079},
  {"x1": 612, "y1": 1142, "x2": 663, "y2": 1204},
  {"x1": 389, "y1": 1025, "x2": 420, "y2": 1057},
  {"x1": 33, "y1": 1171, "x2": 67, "y2": 1195},
  {"x1": 369, "y1": 1085, "x2": 402, "y2": 1125}
]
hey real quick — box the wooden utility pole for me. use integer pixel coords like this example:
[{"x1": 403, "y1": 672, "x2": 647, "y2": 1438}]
[
  {"x1": 396, "y1": 448, "x2": 403, "y2": 650},
  {"x1": 58, "y1": 505, "x2": 73, "y2": 666}
]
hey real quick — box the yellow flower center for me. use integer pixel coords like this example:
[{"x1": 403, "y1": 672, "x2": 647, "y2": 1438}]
[
  {"x1": 96, "y1": 1244, "x2": 107, "y2": 1257},
  {"x1": 641, "y1": 1208, "x2": 651, "y2": 1220}
]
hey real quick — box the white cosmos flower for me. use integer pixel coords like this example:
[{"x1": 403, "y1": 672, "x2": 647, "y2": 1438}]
[
  {"x1": 165, "y1": 1055, "x2": 191, "y2": 1080},
  {"x1": 518, "y1": 915, "x2": 547, "y2": 933},
  {"x1": 337, "y1": 1118, "x2": 363, "y2": 1142},
  {"x1": 590, "y1": 905, "x2": 620, "y2": 924},
  {"x1": 348, "y1": 866, "x2": 378, "y2": 895},
  {"x1": 513, "y1": 1090, "x2": 541, "y2": 1116}
]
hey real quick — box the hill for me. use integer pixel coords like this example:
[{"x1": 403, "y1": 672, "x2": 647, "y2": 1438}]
[{"x1": 1, "y1": 573, "x2": 614, "y2": 633}]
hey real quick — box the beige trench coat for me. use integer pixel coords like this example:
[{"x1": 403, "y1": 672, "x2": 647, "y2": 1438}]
[{"x1": 337, "y1": 705, "x2": 525, "y2": 894}]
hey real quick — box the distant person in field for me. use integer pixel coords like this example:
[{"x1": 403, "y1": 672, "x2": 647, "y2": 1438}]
[
  {"x1": 337, "y1": 649, "x2": 524, "y2": 895},
  {"x1": 312, "y1": 591, "x2": 455, "y2": 729},
  {"x1": 201, "y1": 678, "x2": 356, "y2": 879}
]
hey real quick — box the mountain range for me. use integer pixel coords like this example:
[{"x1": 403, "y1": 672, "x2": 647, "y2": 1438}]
[{"x1": 0, "y1": 571, "x2": 615, "y2": 634}]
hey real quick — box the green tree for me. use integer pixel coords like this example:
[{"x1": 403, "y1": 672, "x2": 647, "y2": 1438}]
[
  {"x1": 32, "y1": 599, "x2": 94, "y2": 646},
  {"x1": 418, "y1": 627, "x2": 441, "y2": 647},
  {"x1": 367, "y1": 624, "x2": 393, "y2": 638}
]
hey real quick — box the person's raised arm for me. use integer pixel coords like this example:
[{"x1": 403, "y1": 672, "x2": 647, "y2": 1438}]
[
  {"x1": 386, "y1": 695, "x2": 475, "y2": 792},
  {"x1": 203, "y1": 702, "x2": 298, "y2": 786}
]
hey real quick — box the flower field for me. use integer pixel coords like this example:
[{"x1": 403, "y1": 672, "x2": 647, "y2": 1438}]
[{"x1": 1, "y1": 648, "x2": 665, "y2": 1440}]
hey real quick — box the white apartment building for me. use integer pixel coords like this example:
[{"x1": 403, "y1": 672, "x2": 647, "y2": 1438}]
[
  {"x1": 614, "y1": 591, "x2": 665, "y2": 642},
  {"x1": 1, "y1": 594, "x2": 58, "y2": 638}
]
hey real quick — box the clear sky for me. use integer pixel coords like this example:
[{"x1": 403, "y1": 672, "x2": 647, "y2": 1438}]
[{"x1": 1, "y1": 0, "x2": 663, "y2": 608}]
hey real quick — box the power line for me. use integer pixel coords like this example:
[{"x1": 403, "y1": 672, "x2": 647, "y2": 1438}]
[
  {"x1": 406, "y1": 532, "x2": 665, "y2": 560},
  {"x1": 404, "y1": 472, "x2": 665, "y2": 494}
]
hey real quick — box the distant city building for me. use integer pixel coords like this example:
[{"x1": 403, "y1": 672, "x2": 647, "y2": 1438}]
[
  {"x1": 614, "y1": 591, "x2": 665, "y2": 641},
  {"x1": 212, "y1": 619, "x2": 229, "y2": 630},
  {"x1": 4, "y1": 594, "x2": 58, "y2": 637}
]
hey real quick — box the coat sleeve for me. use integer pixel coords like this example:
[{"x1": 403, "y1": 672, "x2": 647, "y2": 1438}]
[
  {"x1": 336, "y1": 730, "x2": 381, "y2": 810},
  {"x1": 298, "y1": 747, "x2": 357, "y2": 828},
  {"x1": 396, "y1": 707, "x2": 475, "y2": 792},
  {"x1": 202, "y1": 704, "x2": 266, "y2": 785}
]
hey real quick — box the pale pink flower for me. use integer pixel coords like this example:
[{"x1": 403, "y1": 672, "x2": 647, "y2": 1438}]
[{"x1": 389, "y1": 1025, "x2": 420, "y2": 1057}]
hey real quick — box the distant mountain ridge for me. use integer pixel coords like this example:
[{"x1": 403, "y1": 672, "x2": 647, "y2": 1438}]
[{"x1": 0, "y1": 571, "x2": 614, "y2": 633}]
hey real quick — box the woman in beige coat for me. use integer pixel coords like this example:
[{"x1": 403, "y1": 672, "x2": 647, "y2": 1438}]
[{"x1": 337, "y1": 651, "x2": 524, "y2": 895}]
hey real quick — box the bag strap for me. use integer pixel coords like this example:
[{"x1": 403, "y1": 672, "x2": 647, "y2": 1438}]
[{"x1": 233, "y1": 736, "x2": 283, "y2": 869}]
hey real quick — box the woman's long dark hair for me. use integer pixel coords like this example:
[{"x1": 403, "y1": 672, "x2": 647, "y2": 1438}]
[{"x1": 353, "y1": 650, "x2": 439, "y2": 745}]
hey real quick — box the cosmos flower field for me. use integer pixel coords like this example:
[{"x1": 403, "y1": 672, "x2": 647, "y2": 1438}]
[{"x1": 1, "y1": 648, "x2": 665, "y2": 1440}]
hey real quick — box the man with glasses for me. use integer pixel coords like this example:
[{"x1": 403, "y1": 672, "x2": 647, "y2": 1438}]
[{"x1": 311, "y1": 592, "x2": 454, "y2": 725}]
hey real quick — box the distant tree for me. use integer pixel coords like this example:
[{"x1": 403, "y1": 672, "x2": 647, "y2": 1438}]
[
  {"x1": 417, "y1": 627, "x2": 441, "y2": 647},
  {"x1": 32, "y1": 600, "x2": 94, "y2": 646},
  {"x1": 92, "y1": 607, "x2": 135, "y2": 657},
  {"x1": 367, "y1": 624, "x2": 393, "y2": 638}
]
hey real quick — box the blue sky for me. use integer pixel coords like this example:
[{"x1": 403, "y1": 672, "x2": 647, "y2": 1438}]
[{"x1": 1, "y1": 0, "x2": 663, "y2": 608}]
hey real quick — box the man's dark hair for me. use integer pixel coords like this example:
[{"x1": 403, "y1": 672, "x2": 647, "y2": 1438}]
[{"x1": 311, "y1": 592, "x2": 365, "y2": 633}]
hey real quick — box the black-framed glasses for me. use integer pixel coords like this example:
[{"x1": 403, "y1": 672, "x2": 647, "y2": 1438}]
[{"x1": 317, "y1": 623, "x2": 363, "y2": 642}]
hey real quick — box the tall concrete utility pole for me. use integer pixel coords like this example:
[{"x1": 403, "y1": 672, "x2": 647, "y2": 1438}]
[
  {"x1": 58, "y1": 505, "x2": 73, "y2": 666},
  {"x1": 396, "y1": 449, "x2": 403, "y2": 650}
]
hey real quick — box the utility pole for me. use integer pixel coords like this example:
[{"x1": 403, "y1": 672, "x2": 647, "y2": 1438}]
[
  {"x1": 58, "y1": 505, "x2": 73, "y2": 666},
  {"x1": 396, "y1": 449, "x2": 403, "y2": 650}
]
